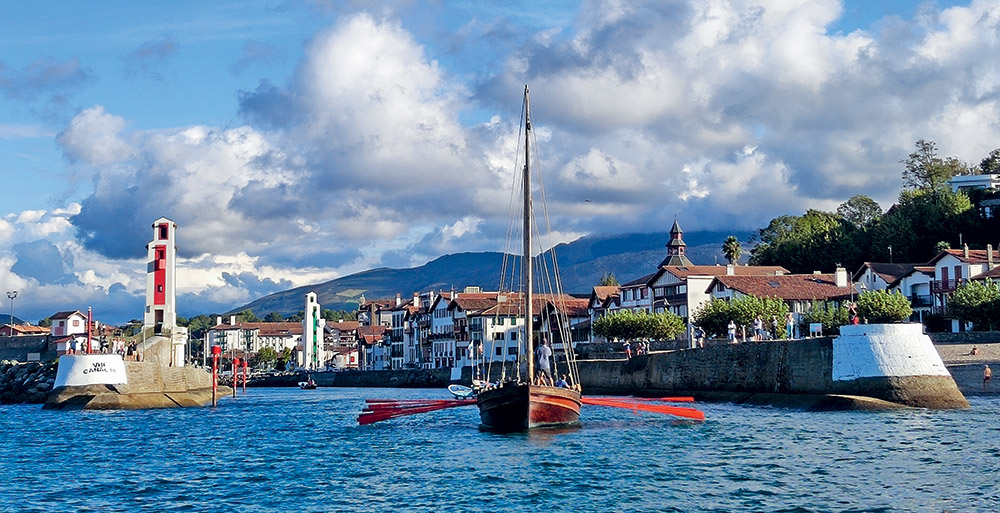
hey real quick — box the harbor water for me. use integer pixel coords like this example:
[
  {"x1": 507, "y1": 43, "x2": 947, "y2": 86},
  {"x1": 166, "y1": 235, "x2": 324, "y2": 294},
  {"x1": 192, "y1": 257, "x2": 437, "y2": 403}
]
[{"x1": 2, "y1": 387, "x2": 998, "y2": 512}]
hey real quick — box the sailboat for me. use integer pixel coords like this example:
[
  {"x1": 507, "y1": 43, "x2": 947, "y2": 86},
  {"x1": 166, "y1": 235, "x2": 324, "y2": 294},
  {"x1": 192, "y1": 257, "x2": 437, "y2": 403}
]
[{"x1": 475, "y1": 85, "x2": 583, "y2": 432}]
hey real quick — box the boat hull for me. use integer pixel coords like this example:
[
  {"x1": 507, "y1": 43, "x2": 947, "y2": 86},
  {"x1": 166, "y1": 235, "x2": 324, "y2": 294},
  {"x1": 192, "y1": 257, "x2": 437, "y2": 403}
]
[{"x1": 476, "y1": 384, "x2": 581, "y2": 432}]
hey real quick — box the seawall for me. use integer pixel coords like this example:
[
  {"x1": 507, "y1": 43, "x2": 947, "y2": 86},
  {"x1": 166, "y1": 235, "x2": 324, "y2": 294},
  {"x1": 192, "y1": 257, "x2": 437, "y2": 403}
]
[
  {"x1": 578, "y1": 323, "x2": 968, "y2": 409},
  {"x1": 43, "y1": 337, "x2": 227, "y2": 410}
]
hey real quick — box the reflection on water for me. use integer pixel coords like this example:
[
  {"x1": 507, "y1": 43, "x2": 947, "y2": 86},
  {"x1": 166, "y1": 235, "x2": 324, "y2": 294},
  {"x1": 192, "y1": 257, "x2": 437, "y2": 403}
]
[{"x1": 1, "y1": 388, "x2": 998, "y2": 512}]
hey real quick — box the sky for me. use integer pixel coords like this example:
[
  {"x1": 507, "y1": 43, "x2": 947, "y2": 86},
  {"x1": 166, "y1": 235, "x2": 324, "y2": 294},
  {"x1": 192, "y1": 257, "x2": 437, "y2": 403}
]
[{"x1": 1, "y1": 0, "x2": 996, "y2": 325}]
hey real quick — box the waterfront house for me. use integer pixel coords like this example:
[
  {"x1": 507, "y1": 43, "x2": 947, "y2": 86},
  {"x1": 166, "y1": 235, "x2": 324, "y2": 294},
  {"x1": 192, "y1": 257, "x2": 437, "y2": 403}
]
[
  {"x1": 586, "y1": 286, "x2": 620, "y2": 343},
  {"x1": 928, "y1": 245, "x2": 999, "y2": 331},
  {"x1": 50, "y1": 310, "x2": 88, "y2": 337},
  {"x1": 590, "y1": 221, "x2": 788, "y2": 342}
]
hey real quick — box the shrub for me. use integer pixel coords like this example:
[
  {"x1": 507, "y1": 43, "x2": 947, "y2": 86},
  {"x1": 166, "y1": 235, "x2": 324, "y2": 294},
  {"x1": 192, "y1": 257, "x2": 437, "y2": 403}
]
[
  {"x1": 798, "y1": 301, "x2": 850, "y2": 336},
  {"x1": 692, "y1": 295, "x2": 789, "y2": 338},
  {"x1": 593, "y1": 310, "x2": 685, "y2": 341},
  {"x1": 856, "y1": 289, "x2": 913, "y2": 323},
  {"x1": 948, "y1": 280, "x2": 1000, "y2": 331},
  {"x1": 691, "y1": 299, "x2": 732, "y2": 338}
]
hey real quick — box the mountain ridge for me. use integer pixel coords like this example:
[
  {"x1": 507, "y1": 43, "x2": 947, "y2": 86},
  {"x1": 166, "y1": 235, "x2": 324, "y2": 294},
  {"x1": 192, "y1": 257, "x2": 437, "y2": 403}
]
[{"x1": 227, "y1": 230, "x2": 752, "y2": 316}]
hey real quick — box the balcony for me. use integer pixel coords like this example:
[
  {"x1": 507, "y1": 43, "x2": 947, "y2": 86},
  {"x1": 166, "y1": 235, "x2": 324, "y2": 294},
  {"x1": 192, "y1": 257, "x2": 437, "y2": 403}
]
[
  {"x1": 931, "y1": 279, "x2": 963, "y2": 293},
  {"x1": 909, "y1": 294, "x2": 933, "y2": 307}
]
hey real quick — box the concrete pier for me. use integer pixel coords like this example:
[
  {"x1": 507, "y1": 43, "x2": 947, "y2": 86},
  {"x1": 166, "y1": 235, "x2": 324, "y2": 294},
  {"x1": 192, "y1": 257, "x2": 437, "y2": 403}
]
[{"x1": 578, "y1": 323, "x2": 968, "y2": 409}]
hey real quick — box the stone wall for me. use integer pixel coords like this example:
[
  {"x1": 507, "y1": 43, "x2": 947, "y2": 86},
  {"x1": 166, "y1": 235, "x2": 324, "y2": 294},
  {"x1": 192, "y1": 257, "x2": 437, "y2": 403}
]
[
  {"x1": 576, "y1": 325, "x2": 968, "y2": 409},
  {"x1": 928, "y1": 332, "x2": 1000, "y2": 345}
]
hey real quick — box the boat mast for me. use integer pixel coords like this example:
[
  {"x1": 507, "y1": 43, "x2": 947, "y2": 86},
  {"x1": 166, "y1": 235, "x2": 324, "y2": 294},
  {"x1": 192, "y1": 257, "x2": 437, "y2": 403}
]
[{"x1": 523, "y1": 85, "x2": 534, "y2": 384}]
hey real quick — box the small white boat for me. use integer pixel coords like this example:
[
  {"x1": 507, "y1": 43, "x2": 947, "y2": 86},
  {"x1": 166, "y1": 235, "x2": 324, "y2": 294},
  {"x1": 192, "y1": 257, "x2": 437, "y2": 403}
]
[{"x1": 448, "y1": 384, "x2": 474, "y2": 399}]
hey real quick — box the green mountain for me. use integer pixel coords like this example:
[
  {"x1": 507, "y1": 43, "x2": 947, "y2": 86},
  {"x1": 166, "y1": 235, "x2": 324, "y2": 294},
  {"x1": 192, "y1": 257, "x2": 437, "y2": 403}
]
[{"x1": 228, "y1": 231, "x2": 750, "y2": 317}]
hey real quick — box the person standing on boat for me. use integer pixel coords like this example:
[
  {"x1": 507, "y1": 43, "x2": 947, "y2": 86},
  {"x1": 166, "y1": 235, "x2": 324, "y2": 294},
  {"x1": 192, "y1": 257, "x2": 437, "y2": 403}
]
[{"x1": 537, "y1": 341, "x2": 552, "y2": 385}]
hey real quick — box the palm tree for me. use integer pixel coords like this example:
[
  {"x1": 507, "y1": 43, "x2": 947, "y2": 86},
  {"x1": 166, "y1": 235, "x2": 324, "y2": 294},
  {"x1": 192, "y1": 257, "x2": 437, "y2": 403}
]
[{"x1": 723, "y1": 236, "x2": 742, "y2": 265}]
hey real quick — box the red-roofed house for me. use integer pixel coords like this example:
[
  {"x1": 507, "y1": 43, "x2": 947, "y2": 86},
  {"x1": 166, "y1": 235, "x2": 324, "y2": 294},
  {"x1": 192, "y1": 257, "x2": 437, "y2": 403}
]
[
  {"x1": 928, "y1": 245, "x2": 1000, "y2": 330},
  {"x1": 706, "y1": 268, "x2": 854, "y2": 332}
]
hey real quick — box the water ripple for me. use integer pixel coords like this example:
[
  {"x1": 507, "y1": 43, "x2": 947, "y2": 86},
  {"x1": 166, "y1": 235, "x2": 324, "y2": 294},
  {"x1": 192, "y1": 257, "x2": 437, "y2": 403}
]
[{"x1": 2, "y1": 391, "x2": 999, "y2": 512}]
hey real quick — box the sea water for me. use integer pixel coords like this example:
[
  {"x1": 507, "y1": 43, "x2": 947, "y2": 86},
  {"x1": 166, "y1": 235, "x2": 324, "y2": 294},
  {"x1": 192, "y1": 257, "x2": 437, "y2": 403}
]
[{"x1": 1, "y1": 388, "x2": 997, "y2": 512}]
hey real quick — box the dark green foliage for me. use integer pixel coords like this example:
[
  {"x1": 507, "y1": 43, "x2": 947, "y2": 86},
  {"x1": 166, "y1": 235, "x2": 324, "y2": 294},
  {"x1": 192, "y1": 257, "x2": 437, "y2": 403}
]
[
  {"x1": 252, "y1": 347, "x2": 279, "y2": 368},
  {"x1": 723, "y1": 236, "x2": 742, "y2": 264},
  {"x1": 856, "y1": 290, "x2": 913, "y2": 323},
  {"x1": 598, "y1": 272, "x2": 620, "y2": 286},
  {"x1": 692, "y1": 295, "x2": 790, "y2": 339},
  {"x1": 901, "y1": 139, "x2": 971, "y2": 192},
  {"x1": 798, "y1": 302, "x2": 850, "y2": 336},
  {"x1": 837, "y1": 195, "x2": 882, "y2": 229},
  {"x1": 948, "y1": 280, "x2": 1000, "y2": 331},
  {"x1": 264, "y1": 312, "x2": 285, "y2": 322},
  {"x1": 183, "y1": 315, "x2": 216, "y2": 339},
  {"x1": 592, "y1": 310, "x2": 685, "y2": 341},
  {"x1": 691, "y1": 299, "x2": 732, "y2": 338},
  {"x1": 749, "y1": 210, "x2": 856, "y2": 274}
]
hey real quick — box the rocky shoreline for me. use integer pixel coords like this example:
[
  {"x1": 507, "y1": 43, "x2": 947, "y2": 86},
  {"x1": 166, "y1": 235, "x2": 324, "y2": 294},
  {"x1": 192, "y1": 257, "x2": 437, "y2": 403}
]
[{"x1": 1, "y1": 360, "x2": 57, "y2": 404}]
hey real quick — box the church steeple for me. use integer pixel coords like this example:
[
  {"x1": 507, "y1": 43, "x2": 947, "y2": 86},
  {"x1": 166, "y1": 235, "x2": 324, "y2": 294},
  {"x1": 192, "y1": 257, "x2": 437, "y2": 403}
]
[{"x1": 658, "y1": 218, "x2": 694, "y2": 267}]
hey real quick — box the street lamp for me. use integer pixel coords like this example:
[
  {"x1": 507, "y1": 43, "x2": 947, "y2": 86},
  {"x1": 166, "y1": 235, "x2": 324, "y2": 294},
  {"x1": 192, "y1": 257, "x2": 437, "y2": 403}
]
[{"x1": 6, "y1": 291, "x2": 16, "y2": 326}]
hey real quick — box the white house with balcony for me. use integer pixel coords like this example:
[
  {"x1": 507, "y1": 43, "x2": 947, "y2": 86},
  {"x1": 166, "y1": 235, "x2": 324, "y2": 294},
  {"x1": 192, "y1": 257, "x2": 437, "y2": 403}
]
[{"x1": 929, "y1": 245, "x2": 999, "y2": 331}]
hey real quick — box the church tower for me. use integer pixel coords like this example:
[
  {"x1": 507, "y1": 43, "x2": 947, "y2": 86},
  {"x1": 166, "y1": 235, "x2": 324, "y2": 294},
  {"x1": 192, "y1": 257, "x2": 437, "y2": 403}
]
[
  {"x1": 658, "y1": 219, "x2": 694, "y2": 267},
  {"x1": 144, "y1": 217, "x2": 178, "y2": 335}
]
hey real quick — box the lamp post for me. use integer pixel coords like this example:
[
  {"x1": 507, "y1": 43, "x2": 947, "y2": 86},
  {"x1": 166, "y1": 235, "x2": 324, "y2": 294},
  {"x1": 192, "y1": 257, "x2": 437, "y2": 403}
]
[
  {"x1": 6, "y1": 291, "x2": 16, "y2": 327},
  {"x1": 888, "y1": 245, "x2": 893, "y2": 264}
]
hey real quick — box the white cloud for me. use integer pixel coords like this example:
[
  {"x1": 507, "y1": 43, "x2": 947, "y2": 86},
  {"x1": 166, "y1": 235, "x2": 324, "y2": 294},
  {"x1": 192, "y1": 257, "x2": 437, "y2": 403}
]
[
  {"x1": 7, "y1": 0, "x2": 1000, "y2": 323},
  {"x1": 57, "y1": 106, "x2": 134, "y2": 166}
]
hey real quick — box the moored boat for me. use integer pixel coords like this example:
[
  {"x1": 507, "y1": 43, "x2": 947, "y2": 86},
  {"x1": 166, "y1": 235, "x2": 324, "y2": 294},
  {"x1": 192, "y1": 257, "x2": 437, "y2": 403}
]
[{"x1": 475, "y1": 85, "x2": 582, "y2": 432}]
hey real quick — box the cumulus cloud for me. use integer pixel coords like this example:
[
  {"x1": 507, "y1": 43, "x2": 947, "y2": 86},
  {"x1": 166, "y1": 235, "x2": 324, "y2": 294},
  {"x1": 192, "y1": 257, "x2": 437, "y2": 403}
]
[{"x1": 9, "y1": 0, "x2": 1000, "y2": 323}]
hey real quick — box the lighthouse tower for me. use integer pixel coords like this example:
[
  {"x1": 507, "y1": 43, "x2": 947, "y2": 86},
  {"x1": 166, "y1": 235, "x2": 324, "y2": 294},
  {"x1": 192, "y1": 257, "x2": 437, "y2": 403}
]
[
  {"x1": 144, "y1": 217, "x2": 186, "y2": 366},
  {"x1": 301, "y1": 292, "x2": 326, "y2": 370}
]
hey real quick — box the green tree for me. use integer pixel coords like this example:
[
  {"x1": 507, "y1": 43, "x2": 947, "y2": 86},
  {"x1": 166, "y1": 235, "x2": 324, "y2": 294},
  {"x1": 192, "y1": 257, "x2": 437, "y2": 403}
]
[
  {"x1": 901, "y1": 139, "x2": 971, "y2": 192},
  {"x1": 979, "y1": 148, "x2": 1000, "y2": 174},
  {"x1": 252, "y1": 347, "x2": 280, "y2": 368},
  {"x1": 691, "y1": 298, "x2": 732, "y2": 338},
  {"x1": 264, "y1": 312, "x2": 285, "y2": 322},
  {"x1": 184, "y1": 315, "x2": 216, "y2": 339},
  {"x1": 948, "y1": 280, "x2": 1000, "y2": 331},
  {"x1": 798, "y1": 302, "x2": 850, "y2": 336},
  {"x1": 692, "y1": 295, "x2": 789, "y2": 338},
  {"x1": 934, "y1": 241, "x2": 951, "y2": 254},
  {"x1": 238, "y1": 309, "x2": 260, "y2": 323},
  {"x1": 275, "y1": 347, "x2": 293, "y2": 370},
  {"x1": 598, "y1": 272, "x2": 620, "y2": 287},
  {"x1": 37, "y1": 317, "x2": 51, "y2": 327},
  {"x1": 749, "y1": 210, "x2": 854, "y2": 274},
  {"x1": 869, "y1": 188, "x2": 975, "y2": 263},
  {"x1": 722, "y1": 236, "x2": 742, "y2": 264},
  {"x1": 856, "y1": 290, "x2": 913, "y2": 323},
  {"x1": 836, "y1": 195, "x2": 883, "y2": 229}
]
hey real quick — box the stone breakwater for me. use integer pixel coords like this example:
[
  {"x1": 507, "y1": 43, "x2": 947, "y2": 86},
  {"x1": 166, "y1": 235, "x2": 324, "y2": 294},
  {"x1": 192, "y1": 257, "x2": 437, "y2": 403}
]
[{"x1": 0, "y1": 360, "x2": 57, "y2": 404}]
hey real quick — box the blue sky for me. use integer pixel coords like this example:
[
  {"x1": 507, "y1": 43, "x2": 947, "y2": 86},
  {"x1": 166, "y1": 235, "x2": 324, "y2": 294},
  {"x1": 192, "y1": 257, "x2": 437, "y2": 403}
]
[{"x1": 1, "y1": 0, "x2": 994, "y2": 324}]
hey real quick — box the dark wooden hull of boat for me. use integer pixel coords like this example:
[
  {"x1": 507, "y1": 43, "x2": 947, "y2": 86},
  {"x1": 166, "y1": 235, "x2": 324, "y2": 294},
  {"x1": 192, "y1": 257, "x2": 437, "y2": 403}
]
[{"x1": 476, "y1": 384, "x2": 581, "y2": 432}]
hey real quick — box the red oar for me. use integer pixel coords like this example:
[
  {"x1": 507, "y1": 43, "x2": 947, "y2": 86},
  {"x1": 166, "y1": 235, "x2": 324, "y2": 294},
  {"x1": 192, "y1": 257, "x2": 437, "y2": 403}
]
[
  {"x1": 626, "y1": 396, "x2": 696, "y2": 403},
  {"x1": 357, "y1": 398, "x2": 476, "y2": 425},
  {"x1": 581, "y1": 396, "x2": 705, "y2": 421}
]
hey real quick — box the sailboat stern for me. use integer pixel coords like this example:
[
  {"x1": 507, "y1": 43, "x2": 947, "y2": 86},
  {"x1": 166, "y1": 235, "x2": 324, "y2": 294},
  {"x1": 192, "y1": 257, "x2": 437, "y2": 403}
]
[{"x1": 477, "y1": 384, "x2": 581, "y2": 432}]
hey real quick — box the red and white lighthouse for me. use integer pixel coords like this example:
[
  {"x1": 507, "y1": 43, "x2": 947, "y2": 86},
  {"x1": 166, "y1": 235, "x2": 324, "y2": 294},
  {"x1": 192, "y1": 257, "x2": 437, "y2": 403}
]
[{"x1": 144, "y1": 217, "x2": 177, "y2": 335}]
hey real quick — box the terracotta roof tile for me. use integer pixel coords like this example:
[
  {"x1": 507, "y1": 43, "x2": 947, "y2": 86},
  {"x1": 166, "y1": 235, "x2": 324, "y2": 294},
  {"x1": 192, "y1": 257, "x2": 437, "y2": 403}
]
[
  {"x1": 662, "y1": 265, "x2": 788, "y2": 280},
  {"x1": 709, "y1": 274, "x2": 852, "y2": 301}
]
